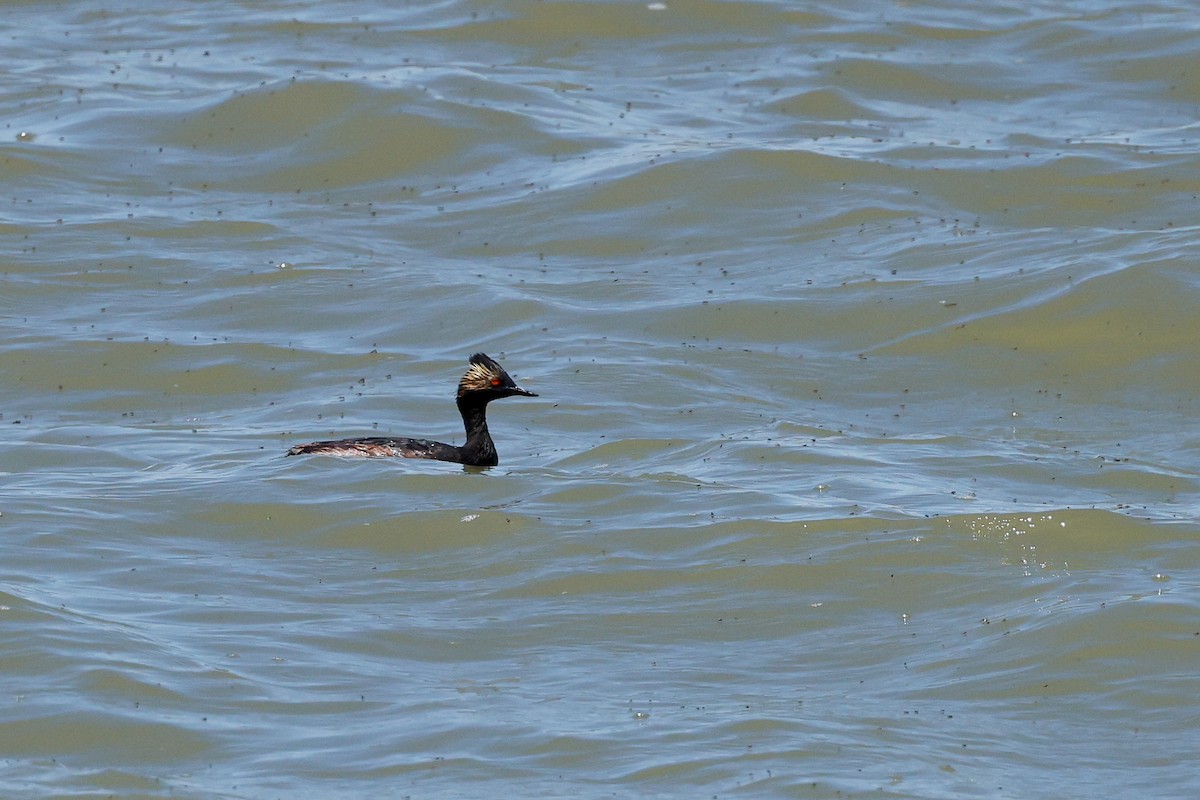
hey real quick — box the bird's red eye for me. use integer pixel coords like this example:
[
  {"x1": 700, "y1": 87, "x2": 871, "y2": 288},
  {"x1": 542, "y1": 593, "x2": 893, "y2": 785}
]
[{"x1": 490, "y1": 377, "x2": 501, "y2": 387}]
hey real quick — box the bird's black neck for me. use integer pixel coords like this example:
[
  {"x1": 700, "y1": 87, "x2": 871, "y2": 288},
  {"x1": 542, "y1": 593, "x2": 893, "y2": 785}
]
[{"x1": 456, "y1": 396, "x2": 498, "y2": 466}]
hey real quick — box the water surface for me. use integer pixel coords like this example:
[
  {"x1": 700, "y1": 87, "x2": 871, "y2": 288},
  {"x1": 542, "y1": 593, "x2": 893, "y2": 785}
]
[{"x1": 3, "y1": 1, "x2": 1199, "y2": 798}]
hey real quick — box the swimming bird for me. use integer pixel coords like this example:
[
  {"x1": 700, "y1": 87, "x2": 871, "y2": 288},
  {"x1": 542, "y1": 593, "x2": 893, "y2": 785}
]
[{"x1": 287, "y1": 353, "x2": 537, "y2": 466}]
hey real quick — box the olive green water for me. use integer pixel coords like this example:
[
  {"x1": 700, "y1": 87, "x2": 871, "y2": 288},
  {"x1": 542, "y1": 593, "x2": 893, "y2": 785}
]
[{"x1": 3, "y1": 2, "x2": 1199, "y2": 798}]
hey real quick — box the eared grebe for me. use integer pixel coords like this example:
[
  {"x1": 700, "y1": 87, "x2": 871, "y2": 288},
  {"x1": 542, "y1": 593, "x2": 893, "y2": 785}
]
[{"x1": 287, "y1": 353, "x2": 537, "y2": 467}]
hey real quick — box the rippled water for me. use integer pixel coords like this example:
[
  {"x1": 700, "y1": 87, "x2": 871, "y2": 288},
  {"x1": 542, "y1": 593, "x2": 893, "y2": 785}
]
[{"x1": 3, "y1": 1, "x2": 1200, "y2": 798}]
